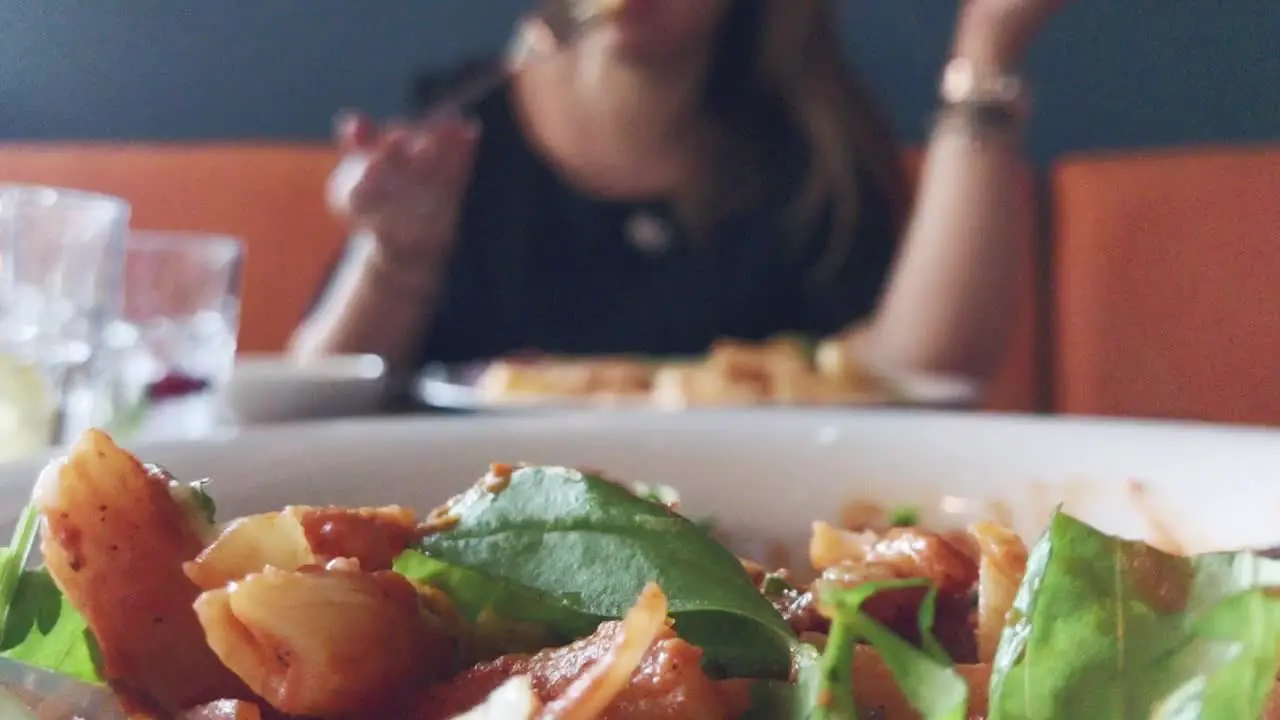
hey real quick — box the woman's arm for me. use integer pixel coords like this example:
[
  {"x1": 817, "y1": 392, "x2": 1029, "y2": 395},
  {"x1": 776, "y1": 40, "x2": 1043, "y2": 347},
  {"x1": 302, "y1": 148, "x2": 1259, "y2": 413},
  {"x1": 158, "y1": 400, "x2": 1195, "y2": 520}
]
[
  {"x1": 288, "y1": 232, "x2": 445, "y2": 373},
  {"x1": 859, "y1": 0, "x2": 1069, "y2": 380},
  {"x1": 860, "y1": 103, "x2": 1033, "y2": 379},
  {"x1": 290, "y1": 63, "x2": 494, "y2": 373},
  {"x1": 288, "y1": 108, "x2": 480, "y2": 374}
]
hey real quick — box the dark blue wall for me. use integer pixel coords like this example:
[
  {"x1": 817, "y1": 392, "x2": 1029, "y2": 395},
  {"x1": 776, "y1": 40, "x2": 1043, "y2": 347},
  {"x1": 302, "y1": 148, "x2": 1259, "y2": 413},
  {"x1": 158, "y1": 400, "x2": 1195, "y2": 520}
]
[{"x1": 2, "y1": 1, "x2": 1277, "y2": 163}]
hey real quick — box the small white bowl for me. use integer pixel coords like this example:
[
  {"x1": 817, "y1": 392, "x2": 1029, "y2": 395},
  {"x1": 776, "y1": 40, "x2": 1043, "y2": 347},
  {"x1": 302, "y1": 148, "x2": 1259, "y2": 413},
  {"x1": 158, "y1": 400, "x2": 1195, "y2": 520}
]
[{"x1": 225, "y1": 353, "x2": 388, "y2": 426}]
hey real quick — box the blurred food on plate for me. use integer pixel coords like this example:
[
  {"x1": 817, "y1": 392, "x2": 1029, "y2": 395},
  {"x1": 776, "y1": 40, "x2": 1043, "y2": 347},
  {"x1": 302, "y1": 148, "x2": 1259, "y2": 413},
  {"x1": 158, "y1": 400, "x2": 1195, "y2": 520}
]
[{"x1": 474, "y1": 334, "x2": 909, "y2": 408}]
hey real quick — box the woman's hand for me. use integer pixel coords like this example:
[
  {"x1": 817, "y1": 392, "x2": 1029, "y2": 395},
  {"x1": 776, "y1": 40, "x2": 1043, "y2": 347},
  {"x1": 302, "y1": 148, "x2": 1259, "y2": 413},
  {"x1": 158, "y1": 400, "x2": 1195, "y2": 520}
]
[
  {"x1": 327, "y1": 111, "x2": 480, "y2": 268},
  {"x1": 952, "y1": 0, "x2": 1074, "y2": 72}
]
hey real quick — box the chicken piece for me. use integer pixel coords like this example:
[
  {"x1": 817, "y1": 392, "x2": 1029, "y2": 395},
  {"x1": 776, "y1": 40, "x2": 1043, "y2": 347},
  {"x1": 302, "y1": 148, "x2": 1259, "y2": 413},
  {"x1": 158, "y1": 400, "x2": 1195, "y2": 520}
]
[
  {"x1": 810, "y1": 523, "x2": 979, "y2": 595},
  {"x1": 185, "y1": 505, "x2": 418, "y2": 590},
  {"x1": 33, "y1": 430, "x2": 251, "y2": 713},
  {"x1": 296, "y1": 505, "x2": 418, "y2": 569},
  {"x1": 809, "y1": 524, "x2": 981, "y2": 662},
  {"x1": 416, "y1": 621, "x2": 746, "y2": 720},
  {"x1": 194, "y1": 565, "x2": 450, "y2": 718},
  {"x1": 539, "y1": 583, "x2": 669, "y2": 720}
]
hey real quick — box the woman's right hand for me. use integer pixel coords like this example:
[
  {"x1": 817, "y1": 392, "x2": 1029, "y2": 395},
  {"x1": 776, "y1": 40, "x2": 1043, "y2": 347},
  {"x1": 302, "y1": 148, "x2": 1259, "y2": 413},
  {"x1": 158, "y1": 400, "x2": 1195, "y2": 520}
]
[{"x1": 327, "y1": 111, "x2": 481, "y2": 268}]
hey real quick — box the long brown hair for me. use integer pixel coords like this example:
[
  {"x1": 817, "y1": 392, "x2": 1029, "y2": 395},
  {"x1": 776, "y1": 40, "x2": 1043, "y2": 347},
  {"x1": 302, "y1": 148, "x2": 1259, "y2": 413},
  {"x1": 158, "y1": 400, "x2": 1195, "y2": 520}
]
[{"x1": 681, "y1": 0, "x2": 907, "y2": 278}]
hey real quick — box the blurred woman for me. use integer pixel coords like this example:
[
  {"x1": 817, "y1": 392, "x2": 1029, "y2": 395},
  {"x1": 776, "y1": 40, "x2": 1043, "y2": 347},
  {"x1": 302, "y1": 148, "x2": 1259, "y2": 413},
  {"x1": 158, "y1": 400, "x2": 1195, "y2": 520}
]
[{"x1": 292, "y1": 0, "x2": 1069, "y2": 380}]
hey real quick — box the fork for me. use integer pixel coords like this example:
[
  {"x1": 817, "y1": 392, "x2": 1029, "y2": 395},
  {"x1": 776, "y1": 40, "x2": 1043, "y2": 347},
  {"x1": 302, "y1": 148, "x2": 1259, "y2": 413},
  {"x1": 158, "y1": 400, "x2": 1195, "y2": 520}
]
[
  {"x1": 328, "y1": 0, "x2": 616, "y2": 209},
  {"x1": 419, "y1": 0, "x2": 617, "y2": 115},
  {"x1": 0, "y1": 656, "x2": 125, "y2": 720}
]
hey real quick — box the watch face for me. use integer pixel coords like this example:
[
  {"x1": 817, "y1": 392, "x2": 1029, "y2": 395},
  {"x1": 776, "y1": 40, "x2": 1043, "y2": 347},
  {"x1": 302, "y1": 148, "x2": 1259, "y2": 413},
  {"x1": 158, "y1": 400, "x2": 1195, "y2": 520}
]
[
  {"x1": 941, "y1": 58, "x2": 977, "y2": 102},
  {"x1": 940, "y1": 57, "x2": 1023, "y2": 105}
]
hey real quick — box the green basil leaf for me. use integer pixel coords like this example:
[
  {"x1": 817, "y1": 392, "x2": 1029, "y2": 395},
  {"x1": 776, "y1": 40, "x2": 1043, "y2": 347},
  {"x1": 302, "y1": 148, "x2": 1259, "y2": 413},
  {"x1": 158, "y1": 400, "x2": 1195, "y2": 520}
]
[
  {"x1": 889, "y1": 505, "x2": 920, "y2": 528},
  {"x1": 393, "y1": 549, "x2": 598, "y2": 661},
  {"x1": 744, "y1": 644, "x2": 823, "y2": 719},
  {"x1": 417, "y1": 465, "x2": 795, "y2": 679},
  {"x1": 815, "y1": 580, "x2": 968, "y2": 720},
  {"x1": 989, "y1": 512, "x2": 1280, "y2": 720}
]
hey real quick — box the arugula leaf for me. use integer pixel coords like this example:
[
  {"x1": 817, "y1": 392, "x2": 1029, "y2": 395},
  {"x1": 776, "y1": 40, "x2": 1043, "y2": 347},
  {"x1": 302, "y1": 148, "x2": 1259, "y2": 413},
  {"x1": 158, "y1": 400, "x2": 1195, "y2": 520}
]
[
  {"x1": 160, "y1": 470, "x2": 217, "y2": 528},
  {"x1": 417, "y1": 465, "x2": 795, "y2": 679},
  {"x1": 0, "y1": 506, "x2": 40, "y2": 627},
  {"x1": 988, "y1": 512, "x2": 1280, "y2": 720},
  {"x1": 184, "y1": 479, "x2": 217, "y2": 526},
  {"x1": 814, "y1": 580, "x2": 968, "y2": 720},
  {"x1": 0, "y1": 569, "x2": 100, "y2": 683}
]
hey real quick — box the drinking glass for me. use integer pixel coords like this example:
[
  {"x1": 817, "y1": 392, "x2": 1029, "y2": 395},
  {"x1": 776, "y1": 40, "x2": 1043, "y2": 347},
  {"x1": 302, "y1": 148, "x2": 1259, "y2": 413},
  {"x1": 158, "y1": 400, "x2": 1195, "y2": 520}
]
[
  {"x1": 0, "y1": 185, "x2": 129, "y2": 461},
  {"x1": 105, "y1": 231, "x2": 243, "y2": 441}
]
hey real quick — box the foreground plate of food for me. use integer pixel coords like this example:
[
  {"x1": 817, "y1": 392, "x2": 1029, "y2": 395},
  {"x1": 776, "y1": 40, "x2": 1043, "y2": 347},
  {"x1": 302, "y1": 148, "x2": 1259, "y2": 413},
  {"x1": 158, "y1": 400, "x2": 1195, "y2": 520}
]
[
  {"x1": 0, "y1": 410, "x2": 1279, "y2": 719},
  {"x1": 417, "y1": 336, "x2": 980, "y2": 412}
]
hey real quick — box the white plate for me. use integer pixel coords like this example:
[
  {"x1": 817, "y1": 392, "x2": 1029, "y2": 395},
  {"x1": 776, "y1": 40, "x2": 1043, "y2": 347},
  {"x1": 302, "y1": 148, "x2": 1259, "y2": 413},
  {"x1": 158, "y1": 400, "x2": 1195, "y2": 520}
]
[
  {"x1": 224, "y1": 353, "x2": 388, "y2": 425},
  {"x1": 1, "y1": 411, "x2": 1277, "y2": 561},
  {"x1": 416, "y1": 363, "x2": 981, "y2": 412}
]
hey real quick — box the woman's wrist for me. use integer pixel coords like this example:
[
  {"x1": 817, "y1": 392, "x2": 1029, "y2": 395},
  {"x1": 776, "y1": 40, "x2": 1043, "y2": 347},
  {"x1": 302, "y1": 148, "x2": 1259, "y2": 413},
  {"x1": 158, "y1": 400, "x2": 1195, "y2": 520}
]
[
  {"x1": 950, "y1": 2, "x2": 1035, "y2": 77},
  {"x1": 353, "y1": 230, "x2": 448, "y2": 299}
]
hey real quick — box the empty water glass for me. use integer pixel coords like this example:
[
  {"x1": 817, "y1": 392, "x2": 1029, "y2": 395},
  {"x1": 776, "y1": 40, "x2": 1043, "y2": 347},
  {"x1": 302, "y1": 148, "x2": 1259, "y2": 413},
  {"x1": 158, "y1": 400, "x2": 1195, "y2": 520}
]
[
  {"x1": 0, "y1": 186, "x2": 129, "y2": 461},
  {"x1": 105, "y1": 231, "x2": 243, "y2": 441}
]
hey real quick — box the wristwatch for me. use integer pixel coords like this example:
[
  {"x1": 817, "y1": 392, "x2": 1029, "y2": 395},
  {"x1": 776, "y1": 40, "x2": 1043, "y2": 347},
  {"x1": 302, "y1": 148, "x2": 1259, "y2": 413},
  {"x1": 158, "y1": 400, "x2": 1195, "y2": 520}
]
[{"x1": 938, "y1": 57, "x2": 1030, "y2": 137}]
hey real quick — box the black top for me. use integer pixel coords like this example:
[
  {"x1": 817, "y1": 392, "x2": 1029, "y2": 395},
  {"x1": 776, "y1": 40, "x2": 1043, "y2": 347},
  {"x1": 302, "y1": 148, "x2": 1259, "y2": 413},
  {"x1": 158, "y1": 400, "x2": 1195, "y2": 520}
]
[{"x1": 322, "y1": 72, "x2": 901, "y2": 369}]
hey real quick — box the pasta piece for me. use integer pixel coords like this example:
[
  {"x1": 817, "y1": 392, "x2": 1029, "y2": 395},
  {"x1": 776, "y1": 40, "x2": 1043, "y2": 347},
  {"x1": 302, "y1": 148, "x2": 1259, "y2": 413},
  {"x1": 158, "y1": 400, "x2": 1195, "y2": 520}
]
[
  {"x1": 809, "y1": 522, "x2": 978, "y2": 594},
  {"x1": 476, "y1": 358, "x2": 652, "y2": 403},
  {"x1": 195, "y1": 566, "x2": 450, "y2": 718},
  {"x1": 185, "y1": 505, "x2": 419, "y2": 590},
  {"x1": 539, "y1": 583, "x2": 668, "y2": 720},
  {"x1": 769, "y1": 368, "x2": 888, "y2": 406},
  {"x1": 581, "y1": 360, "x2": 654, "y2": 396},
  {"x1": 968, "y1": 521, "x2": 1029, "y2": 663},
  {"x1": 650, "y1": 364, "x2": 763, "y2": 409},
  {"x1": 33, "y1": 430, "x2": 251, "y2": 713},
  {"x1": 184, "y1": 511, "x2": 315, "y2": 591},
  {"x1": 814, "y1": 338, "x2": 859, "y2": 383}
]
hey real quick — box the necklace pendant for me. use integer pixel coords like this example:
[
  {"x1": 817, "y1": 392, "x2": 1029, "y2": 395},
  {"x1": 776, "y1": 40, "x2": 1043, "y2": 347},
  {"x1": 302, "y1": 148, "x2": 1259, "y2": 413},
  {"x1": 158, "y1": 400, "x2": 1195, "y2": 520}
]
[{"x1": 625, "y1": 211, "x2": 673, "y2": 256}]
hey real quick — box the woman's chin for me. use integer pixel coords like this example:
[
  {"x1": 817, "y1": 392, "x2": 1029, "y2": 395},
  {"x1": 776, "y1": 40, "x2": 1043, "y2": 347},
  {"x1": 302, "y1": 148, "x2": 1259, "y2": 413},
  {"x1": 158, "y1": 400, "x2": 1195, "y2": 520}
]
[{"x1": 591, "y1": 28, "x2": 707, "y2": 68}]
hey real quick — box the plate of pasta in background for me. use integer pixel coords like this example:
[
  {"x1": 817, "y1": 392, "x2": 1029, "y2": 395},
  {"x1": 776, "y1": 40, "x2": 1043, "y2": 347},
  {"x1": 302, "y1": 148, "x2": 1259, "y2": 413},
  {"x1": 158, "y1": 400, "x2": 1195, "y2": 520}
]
[
  {"x1": 416, "y1": 335, "x2": 981, "y2": 412},
  {"x1": 0, "y1": 409, "x2": 1278, "y2": 719}
]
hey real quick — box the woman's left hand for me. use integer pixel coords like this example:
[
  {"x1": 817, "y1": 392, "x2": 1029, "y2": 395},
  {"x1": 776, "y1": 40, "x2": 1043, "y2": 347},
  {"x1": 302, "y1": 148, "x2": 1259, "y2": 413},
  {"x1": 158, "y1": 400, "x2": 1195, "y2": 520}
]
[{"x1": 952, "y1": 0, "x2": 1074, "y2": 72}]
